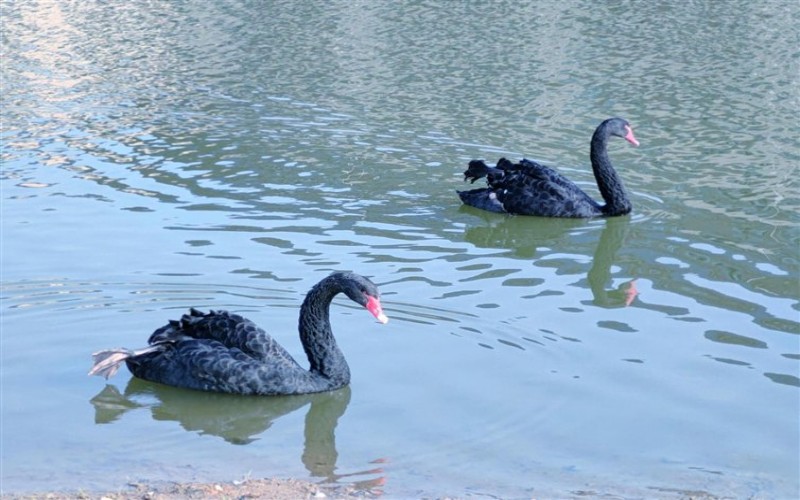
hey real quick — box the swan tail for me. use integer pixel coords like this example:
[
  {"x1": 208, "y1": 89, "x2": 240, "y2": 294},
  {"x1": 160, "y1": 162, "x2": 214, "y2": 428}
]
[{"x1": 88, "y1": 345, "x2": 163, "y2": 379}]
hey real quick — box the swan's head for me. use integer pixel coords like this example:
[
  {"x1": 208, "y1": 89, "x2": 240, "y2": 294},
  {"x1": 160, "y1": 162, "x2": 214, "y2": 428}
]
[
  {"x1": 335, "y1": 272, "x2": 389, "y2": 324},
  {"x1": 606, "y1": 117, "x2": 639, "y2": 147}
]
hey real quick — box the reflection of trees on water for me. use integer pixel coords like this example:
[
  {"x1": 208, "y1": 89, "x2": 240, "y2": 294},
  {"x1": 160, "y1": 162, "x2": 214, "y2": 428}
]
[{"x1": 90, "y1": 380, "x2": 385, "y2": 491}]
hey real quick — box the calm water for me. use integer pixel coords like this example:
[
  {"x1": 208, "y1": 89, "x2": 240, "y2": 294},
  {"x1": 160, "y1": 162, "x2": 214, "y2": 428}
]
[{"x1": 2, "y1": 1, "x2": 798, "y2": 498}]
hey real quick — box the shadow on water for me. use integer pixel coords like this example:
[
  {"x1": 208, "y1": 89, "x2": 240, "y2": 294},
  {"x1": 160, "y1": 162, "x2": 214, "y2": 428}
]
[
  {"x1": 90, "y1": 381, "x2": 385, "y2": 490},
  {"x1": 462, "y1": 211, "x2": 638, "y2": 308},
  {"x1": 460, "y1": 205, "x2": 588, "y2": 259}
]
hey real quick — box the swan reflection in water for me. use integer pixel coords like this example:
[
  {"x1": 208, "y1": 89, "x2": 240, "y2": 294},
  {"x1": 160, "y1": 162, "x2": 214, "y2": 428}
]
[
  {"x1": 90, "y1": 380, "x2": 385, "y2": 491},
  {"x1": 462, "y1": 212, "x2": 638, "y2": 308},
  {"x1": 584, "y1": 216, "x2": 638, "y2": 308}
]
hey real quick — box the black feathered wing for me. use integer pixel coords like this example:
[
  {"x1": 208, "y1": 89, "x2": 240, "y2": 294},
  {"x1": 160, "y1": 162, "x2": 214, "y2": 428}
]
[
  {"x1": 147, "y1": 308, "x2": 296, "y2": 364},
  {"x1": 468, "y1": 158, "x2": 602, "y2": 217},
  {"x1": 127, "y1": 309, "x2": 324, "y2": 395}
]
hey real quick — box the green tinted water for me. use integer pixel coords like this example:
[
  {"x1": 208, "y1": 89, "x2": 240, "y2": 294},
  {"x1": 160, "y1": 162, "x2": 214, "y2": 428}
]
[{"x1": 2, "y1": 1, "x2": 798, "y2": 497}]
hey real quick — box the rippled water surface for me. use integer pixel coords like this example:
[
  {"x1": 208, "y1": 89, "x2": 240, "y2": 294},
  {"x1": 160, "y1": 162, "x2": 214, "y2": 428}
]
[{"x1": 2, "y1": 1, "x2": 799, "y2": 498}]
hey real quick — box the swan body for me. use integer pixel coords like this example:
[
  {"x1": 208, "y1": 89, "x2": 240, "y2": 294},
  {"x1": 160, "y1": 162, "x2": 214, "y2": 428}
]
[
  {"x1": 89, "y1": 272, "x2": 388, "y2": 395},
  {"x1": 458, "y1": 117, "x2": 639, "y2": 217}
]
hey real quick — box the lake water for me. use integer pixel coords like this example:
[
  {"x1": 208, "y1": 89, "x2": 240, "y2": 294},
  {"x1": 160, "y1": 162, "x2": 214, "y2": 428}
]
[{"x1": 2, "y1": 1, "x2": 798, "y2": 498}]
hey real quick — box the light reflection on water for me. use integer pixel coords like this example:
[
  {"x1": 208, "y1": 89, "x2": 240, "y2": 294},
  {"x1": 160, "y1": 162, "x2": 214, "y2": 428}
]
[{"x1": 2, "y1": 0, "x2": 798, "y2": 498}]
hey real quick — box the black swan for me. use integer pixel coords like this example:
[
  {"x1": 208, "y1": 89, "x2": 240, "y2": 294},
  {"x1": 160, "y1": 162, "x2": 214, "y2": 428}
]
[
  {"x1": 458, "y1": 117, "x2": 639, "y2": 217},
  {"x1": 88, "y1": 272, "x2": 388, "y2": 395}
]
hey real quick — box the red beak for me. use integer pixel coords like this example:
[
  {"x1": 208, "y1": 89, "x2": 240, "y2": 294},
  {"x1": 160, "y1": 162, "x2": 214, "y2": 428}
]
[
  {"x1": 624, "y1": 125, "x2": 639, "y2": 147},
  {"x1": 366, "y1": 296, "x2": 389, "y2": 324}
]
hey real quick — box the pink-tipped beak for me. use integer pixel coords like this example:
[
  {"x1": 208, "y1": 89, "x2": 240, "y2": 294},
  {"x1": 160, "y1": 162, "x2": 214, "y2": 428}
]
[
  {"x1": 624, "y1": 279, "x2": 639, "y2": 307},
  {"x1": 366, "y1": 296, "x2": 389, "y2": 324},
  {"x1": 624, "y1": 125, "x2": 639, "y2": 147}
]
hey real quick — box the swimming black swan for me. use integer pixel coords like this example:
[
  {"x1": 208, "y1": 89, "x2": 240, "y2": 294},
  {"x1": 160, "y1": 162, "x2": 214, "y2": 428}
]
[
  {"x1": 88, "y1": 272, "x2": 389, "y2": 395},
  {"x1": 458, "y1": 117, "x2": 639, "y2": 217}
]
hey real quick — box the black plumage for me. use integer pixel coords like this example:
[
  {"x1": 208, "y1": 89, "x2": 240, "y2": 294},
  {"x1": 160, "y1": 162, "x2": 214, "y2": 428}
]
[
  {"x1": 89, "y1": 272, "x2": 388, "y2": 395},
  {"x1": 458, "y1": 117, "x2": 639, "y2": 217}
]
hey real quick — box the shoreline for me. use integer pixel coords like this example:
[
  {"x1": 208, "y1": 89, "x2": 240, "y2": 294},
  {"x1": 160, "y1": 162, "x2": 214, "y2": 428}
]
[
  {"x1": 1, "y1": 477, "x2": 367, "y2": 500},
  {"x1": 0, "y1": 476, "x2": 736, "y2": 500}
]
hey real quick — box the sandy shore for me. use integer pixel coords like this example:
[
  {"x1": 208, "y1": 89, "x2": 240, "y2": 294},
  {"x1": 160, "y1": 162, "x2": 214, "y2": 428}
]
[
  {"x1": 1, "y1": 477, "x2": 372, "y2": 500},
  {"x1": 0, "y1": 477, "x2": 745, "y2": 500}
]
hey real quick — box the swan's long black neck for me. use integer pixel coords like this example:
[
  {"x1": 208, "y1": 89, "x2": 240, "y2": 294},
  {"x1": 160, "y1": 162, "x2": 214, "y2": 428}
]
[
  {"x1": 298, "y1": 276, "x2": 350, "y2": 386},
  {"x1": 590, "y1": 126, "x2": 632, "y2": 216}
]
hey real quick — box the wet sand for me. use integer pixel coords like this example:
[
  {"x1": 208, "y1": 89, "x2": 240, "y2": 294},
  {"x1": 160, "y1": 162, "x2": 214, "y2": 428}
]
[
  {"x1": 0, "y1": 477, "x2": 730, "y2": 500},
  {"x1": 1, "y1": 478, "x2": 366, "y2": 500}
]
